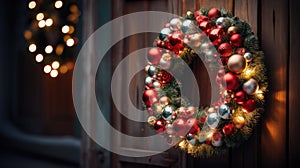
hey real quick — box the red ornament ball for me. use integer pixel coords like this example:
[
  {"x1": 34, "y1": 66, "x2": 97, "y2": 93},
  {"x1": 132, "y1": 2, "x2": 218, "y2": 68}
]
[
  {"x1": 157, "y1": 71, "x2": 173, "y2": 84},
  {"x1": 242, "y1": 99, "x2": 256, "y2": 112},
  {"x1": 208, "y1": 8, "x2": 221, "y2": 19},
  {"x1": 198, "y1": 21, "x2": 212, "y2": 34},
  {"x1": 230, "y1": 34, "x2": 244, "y2": 47},
  {"x1": 234, "y1": 91, "x2": 247, "y2": 104},
  {"x1": 235, "y1": 47, "x2": 246, "y2": 55},
  {"x1": 222, "y1": 72, "x2": 239, "y2": 91},
  {"x1": 173, "y1": 118, "x2": 187, "y2": 136},
  {"x1": 209, "y1": 28, "x2": 225, "y2": 46},
  {"x1": 218, "y1": 43, "x2": 232, "y2": 57},
  {"x1": 196, "y1": 15, "x2": 209, "y2": 23},
  {"x1": 143, "y1": 89, "x2": 157, "y2": 107},
  {"x1": 168, "y1": 32, "x2": 184, "y2": 46},
  {"x1": 186, "y1": 118, "x2": 200, "y2": 134},
  {"x1": 154, "y1": 119, "x2": 166, "y2": 134},
  {"x1": 148, "y1": 47, "x2": 162, "y2": 64},
  {"x1": 222, "y1": 124, "x2": 235, "y2": 135}
]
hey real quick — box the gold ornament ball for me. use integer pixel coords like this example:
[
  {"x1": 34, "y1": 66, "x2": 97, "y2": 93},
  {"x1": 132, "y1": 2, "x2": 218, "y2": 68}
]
[
  {"x1": 228, "y1": 54, "x2": 246, "y2": 73},
  {"x1": 233, "y1": 116, "x2": 246, "y2": 128},
  {"x1": 152, "y1": 102, "x2": 163, "y2": 114},
  {"x1": 147, "y1": 116, "x2": 157, "y2": 125},
  {"x1": 227, "y1": 26, "x2": 238, "y2": 36},
  {"x1": 159, "y1": 96, "x2": 170, "y2": 106}
]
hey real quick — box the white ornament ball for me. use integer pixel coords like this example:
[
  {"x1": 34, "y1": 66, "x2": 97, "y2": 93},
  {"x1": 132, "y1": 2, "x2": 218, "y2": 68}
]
[
  {"x1": 244, "y1": 52, "x2": 253, "y2": 62},
  {"x1": 243, "y1": 78, "x2": 258, "y2": 95},
  {"x1": 228, "y1": 54, "x2": 246, "y2": 73}
]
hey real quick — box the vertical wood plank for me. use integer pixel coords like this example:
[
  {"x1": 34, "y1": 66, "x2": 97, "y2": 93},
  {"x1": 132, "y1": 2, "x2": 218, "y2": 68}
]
[
  {"x1": 289, "y1": 0, "x2": 300, "y2": 167},
  {"x1": 261, "y1": 0, "x2": 288, "y2": 167},
  {"x1": 232, "y1": 1, "x2": 259, "y2": 168},
  {"x1": 197, "y1": 0, "x2": 234, "y2": 13}
]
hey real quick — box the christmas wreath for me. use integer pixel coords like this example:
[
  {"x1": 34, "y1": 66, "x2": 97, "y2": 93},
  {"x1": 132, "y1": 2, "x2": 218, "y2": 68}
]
[{"x1": 143, "y1": 8, "x2": 267, "y2": 157}]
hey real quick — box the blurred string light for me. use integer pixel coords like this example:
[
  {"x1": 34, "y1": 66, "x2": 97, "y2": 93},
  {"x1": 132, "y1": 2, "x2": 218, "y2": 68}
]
[{"x1": 25, "y1": 0, "x2": 80, "y2": 78}]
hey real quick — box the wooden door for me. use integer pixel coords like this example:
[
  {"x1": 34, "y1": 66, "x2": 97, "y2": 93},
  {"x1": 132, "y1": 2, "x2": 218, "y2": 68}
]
[{"x1": 81, "y1": 0, "x2": 300, "y2": 167}]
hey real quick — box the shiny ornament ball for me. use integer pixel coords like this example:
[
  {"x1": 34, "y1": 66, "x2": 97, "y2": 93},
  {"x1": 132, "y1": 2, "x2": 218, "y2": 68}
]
[
  {"x1": 236, "y1": 47, "x2": 246, "y2": 55},
  {"x1": 227, "y1": 26, "x2": 238, "y2": 36},
  {"x1": 154, "y1": 119, "x2": 166, "y2": 134},
  {"x1": 243, "y1": 78, "x2": 259, "y2": 95},
  {"x1": 208, "y1": 8, "x2": 221, "y2": 19},
  {"x1": 148, "y1": 48, "x2": 162, "y2": 64},
  {"x1": 198, "y1": 21, "x2": 212, "y2": 34},
  {"x1": 166, "y1": 124, "x2": 175, "y2": 135},
  {"x1": 222, "y1": 124, "x2": 235, "y2": 135},
  {"x1": 145, "y1": 76, "x2": 154, "y2": 87},
  {"x1": 218, "y1": 104, "x2": 231, "y2": 119},
  {"x1": 147, "y1": 65, "x2": 157, "y2": 76},
  {"x1": 162, "y1": 105, "x2": 174, "y2": 121},
  {"x1": 159, "y1": 96, "x2": 170, "y2": 106},
  {"x1": 187, "y1": 133, "x2": 197, "y2": 145},
  {"x1": 218, "y1": 43, "x2": 232, "y2": 57},
  {"x1": 222, "y1": 72, "x2": 239, "y2": 90},
  {"x1": 159, "y1": 28, "x2": 172, "y2": 41},
  {"x1": 159, "y1": 57, "x2": 171, "y2": 69},
  {"x1": 157, "y1": 71, "x2": 173, "y2": 84},
  {"x1": 206, "y1": 112, "x2": 220, "y2": 129},
  {"x1": 147, "y1": 116, "x2": 157, "y2": 125},
  {"x1": 212, "y1": 131, "x2": 223, "y2": 147},
  {"x1": 144, "y1": 64, "x2": 151, "y2": 73},
  {"x1": 209, "y1": 28, "x2": 225, "y2": 46},
  {"x1": 216, "y1": 17, "x2": 229, "y2": 27},
  {"x1": 188, "y1": 33, "x2": 202, "y2": 47},
  {"x1": 173, "y1": 118, "x2": 187, "y2": 136},
  {"x1": 207, "y1": 107, "x2": 216, "y2": 114},
  {"x1": 152, "y1": 102, "x2": 163, "y2": 114},
  {"x1": 181, "y1": 19, "x2": 193, "y2": 33},
  {"x1": 143, "y1": 89, "x2": 157, "y2": 107},
  {"x1": 153, "y1": 81, "x2": 161, "y2": 91},
  {"x1": 244, "y1": 52, "x2": 253, "y2": 62},
  {"x1": 230, "y1": 34, "x2": 244, "y2": 47},
  {"x1": 186, "y1": 118, "x2": 200, "y2": 134},
  {"x1": 242, "y1": 99, "x2": 256, "y2": 112},
  {"x1": 169, "y1": 18, "x2": 182, "y2": 31},
  {"x1": 234, "y1": 91, "x2": 247, "y2": 104},
  {"x1": 196, "y1": 15, "x2": 209, "y2": 23},
  {"x1": 233, "y1": 116, "x2": 246, "y2": 128},
  {"x1": 228, "y1": 54, "x2": 246, "y2": 73},
  {"x1": 204, "y1": 50, "x2": 216, "y2": 62}
]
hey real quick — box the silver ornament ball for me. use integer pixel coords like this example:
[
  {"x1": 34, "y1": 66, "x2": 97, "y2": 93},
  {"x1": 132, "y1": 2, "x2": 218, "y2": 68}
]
[
  {"x1": 145, "y1": 76, "x2": 154, "y2": 87},
  {"x1": 148, "y1": 65, "x2": 156, "y2": 76},
  {"x1": 243, "y1": 78, "x2": 258, "y2": 95},
  {"x1": 159, "y1": 57, "x2": 171, "y2": 69},
  {"x1": 159, "y1": 28, "x2": 172, "y2": 41},
  {"x1": 206, "y1": 112, "x2": 220, "y2": 129},
  {"x1": 162, "y1": 105, "x2": 174, "y2": 121},
  {"x1": 244, "y1": 52, "x2": 253, "y2": 62},
  {"x1": 169, "y1": 18, "x2": 182, "y2": 31},
  {"x1": 153, "y1": 81, "x2": 161, "y2": 91},
  {"x1": 187, "y1": 133, "x2": 197, "y2": 145},
  {"x1": 218, "y1": 104, "x2": 231, "y2": 119}
]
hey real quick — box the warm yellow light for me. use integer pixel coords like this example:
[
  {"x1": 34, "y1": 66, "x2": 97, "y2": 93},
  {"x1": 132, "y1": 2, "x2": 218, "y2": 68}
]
[
  {"x1": 36, "y1": 13, "x2": 44, "y2": 21},
  {"x1": 51, "y1": 61, "x2": 60, "y2": 69},
  {"x1": 66, "y1": 38, "x2": 75, "y2": 47},
  {"x1": 207, "y1": 132, "x2": 214, "y2": 139},
  {"x1": 38, "y1": 20, "x2": 46, "y2": 28},
  {"x1": 28, "y1": 1, "x2": 36, "y2": 9},
  {"x1": 28, "y1": 44, "x2": 37, "y2": 52},
  {"x1": 59, "y1": 65, "x2": 68, "y2": 74},
  {"x1": 255, "y1": 89, "x2": 264, "y2": 100},
  {"x1": 66, "y1": 61, "x2": 74, "y2": 70},
  {"x1": 54, "y1": 0, "x2": 63, "y2": 9},
  {"x1": 178, "y1": 140, "x2": 185, "y2": 149},
  {"x1": 69, "y1": 5, "x2": 79, "y2": 13},
  {"x1": 55, "y1": 44, "x2": 64, "y2": 55},
  {"x1": 44, "y1": 65, "x2": 51, "y2": 73},
  {"x1": 35, "y1": 54, "x2": 43, "y2": 62},
  {"x1": 24, "y1": 30, "x2": 32, "y2": 40},
  {"x1": 61, "y1": 25, "x2": 70, "y2": 33},
  {"x1": 45, "y1": 45, "x2": 53, "y2": 54},
  {"x1": 45, "y1": 18, "x2": 53, "y2": 26},
  {"x1": 50, "y1": 70, "x2": 59, "y2": 78},
  {"x1": 68, "y1": 26, "x2": 75, "y2": 34}
]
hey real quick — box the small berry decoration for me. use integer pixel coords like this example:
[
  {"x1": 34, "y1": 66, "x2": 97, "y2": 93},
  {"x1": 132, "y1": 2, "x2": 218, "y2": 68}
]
[{"x1": 143, "y1": 8, "x2": 267, "y2": 158}]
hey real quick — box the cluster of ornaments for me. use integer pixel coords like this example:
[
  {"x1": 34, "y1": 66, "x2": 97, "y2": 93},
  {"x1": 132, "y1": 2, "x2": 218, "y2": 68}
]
[{"x1": 143, "y1": 8, "x2": 266, "y2": 156}]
